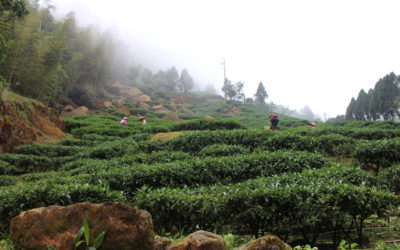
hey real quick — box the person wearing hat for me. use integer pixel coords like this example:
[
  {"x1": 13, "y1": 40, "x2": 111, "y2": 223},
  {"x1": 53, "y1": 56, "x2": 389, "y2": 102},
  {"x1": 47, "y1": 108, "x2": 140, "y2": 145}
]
[
  {"x1": 139, "y1": 116, "x2": 147, "y2": 125},
  {"x1": 310, "y1": 122, "x2": 316, "y2": 129},
  {"x1": 268, "y1": 114, "x2": 279, "y2": 130},
  {"x1": 120, "y1": 117, "x2": 128, "y2": 126}
]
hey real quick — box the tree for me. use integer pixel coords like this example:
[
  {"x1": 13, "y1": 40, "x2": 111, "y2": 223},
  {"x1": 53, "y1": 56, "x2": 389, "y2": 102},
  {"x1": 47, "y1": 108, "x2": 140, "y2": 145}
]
[
  {"x1": 354, "y1": 89, "x2": 368, "y2": 120},
  {"x1": 254, "y1": 82, "x2": 268, "y2": 106},
  {"x1": 221, "y1": 78, "x2": 235, "y2": 100},
  {"x1": 164, "y1": 66, "x2": 179, "y2": 92},
  {"x1": 204, "y1": 82, "x2": 217, "y2": 95},
  {"x1": 179, "y1": 68, "x2": 194, "y2": 94},
  {"x1": 373, "y1": 73, "x2": 399, "y2": 120},
  {"x1": 0, "y1": 0, "x2": 28, "y2": 20},
  {"x1": 234, "y1": 81, "x2": 245, "y2": 102},
  {"x1": 0, "y1": 0, "x2": 29, "y2": 99},
  {"x1": 345, "y1": 98, "x2": 356, "y2": 120}
]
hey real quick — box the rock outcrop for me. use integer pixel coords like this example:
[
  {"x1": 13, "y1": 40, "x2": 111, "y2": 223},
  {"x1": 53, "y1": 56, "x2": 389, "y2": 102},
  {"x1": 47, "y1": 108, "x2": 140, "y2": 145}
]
[
  {"x1": 235, "y1": 235, "x2": 292, "y2": 250},
  {"x1": 167, "y1": 231, "x2": 226, "y2": 250},
  {"x1": 10, "y1": 202, "x2": 155, "y2": 250}
]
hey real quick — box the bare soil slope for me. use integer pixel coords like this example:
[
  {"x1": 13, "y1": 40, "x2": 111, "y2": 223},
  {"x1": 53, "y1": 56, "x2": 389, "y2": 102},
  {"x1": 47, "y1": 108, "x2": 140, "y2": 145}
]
[{"x1": 0, "y1": 92, "x2": 65, "y2": 153}]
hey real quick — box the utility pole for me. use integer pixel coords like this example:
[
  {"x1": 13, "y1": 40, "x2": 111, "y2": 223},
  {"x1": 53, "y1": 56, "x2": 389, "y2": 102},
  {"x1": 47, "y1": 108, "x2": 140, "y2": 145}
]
[{"x1": 221, "y1": 58, "x2": 227, "y2": 101}]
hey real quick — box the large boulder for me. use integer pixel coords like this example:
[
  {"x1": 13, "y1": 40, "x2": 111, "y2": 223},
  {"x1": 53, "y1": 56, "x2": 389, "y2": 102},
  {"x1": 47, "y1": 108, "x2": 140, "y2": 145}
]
[
  {"x1": 235, "y1": 235, "x2": 292, "y2": 250},
  {"x1": 10, "y1": 202, "x2": 155, "y2": 250},
  {"x1": 167, "y1": 230, "x2": 225, "y2": 250},
  {"x1": 154, "y1": 236, "x2": 173, "y2": 250}
]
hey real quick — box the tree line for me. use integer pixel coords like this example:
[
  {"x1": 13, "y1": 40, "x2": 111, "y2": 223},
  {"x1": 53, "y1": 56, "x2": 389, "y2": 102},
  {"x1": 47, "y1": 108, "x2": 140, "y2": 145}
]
[
  {"x1": 221, "y1": 79, "x2": 269, "y2": 106},
  {"x1": 345, "y1": 72, "x2": 400, "y2": 121},
  {"x1": 0, "y1": 0, "x2": 198, "y2": 109}
]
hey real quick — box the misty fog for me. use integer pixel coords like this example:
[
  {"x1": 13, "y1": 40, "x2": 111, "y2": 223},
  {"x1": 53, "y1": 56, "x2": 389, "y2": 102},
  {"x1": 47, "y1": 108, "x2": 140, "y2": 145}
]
[{"x1": 48, "y1": 0, "x2": 400, "y2": 119}]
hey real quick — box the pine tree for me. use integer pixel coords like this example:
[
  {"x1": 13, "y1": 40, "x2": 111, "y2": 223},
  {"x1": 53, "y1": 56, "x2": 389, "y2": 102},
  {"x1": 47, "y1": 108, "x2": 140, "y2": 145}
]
[
  {"x1": 254, "y1": 82, "x2": 268, "y2": 106},
  {"x1": 345, "y1": 98, "x2": 356, "y2": 120}
]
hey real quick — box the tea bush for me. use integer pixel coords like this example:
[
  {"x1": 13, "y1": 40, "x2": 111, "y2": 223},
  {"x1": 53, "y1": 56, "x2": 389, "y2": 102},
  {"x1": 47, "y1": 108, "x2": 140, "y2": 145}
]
[
  {"x1": 86, "y1": 140, "x2": 139, "y2": 159},
  {"x1": 378, "y1": 164, "x2": 400, "y2": 193},
  {"x1": 313, "y1": 134, "x2": 355, "y2": 156},
  {"x1": 170, "y1": 119, "x2": 246, "y2": 131},
  {"x1": 0, "y1": 154, "x2": 55, "y2": 174},
  {"x1": 199, "y1": 144, "x2": 250, "y2": 157},
  {"x1": 0, "y1": 180, "x2": 126, "y2": 232},
  {"x1": 0, "y1": 160, "x2": 17, "y2": 175},
  {"x1": 0, "y1": 176, "x2": 16, "y2": 187},
  {"x1": 58, "y1": 138, "x2": 96, "y2": 147},
  {"x1": 89, "y1": 151, "x2": 327, "y2": 195},
  {"x1": 14, "y1": 144, "x2": 85, "y2": 157},
  {"x1": 168, "y1": 130, "x2": 273, "y2": 152},
  {"x1": 134, "y1": 176, "x2": 398, "y2": 244},
  {"x1": 353, "y1": 138, "x2": 400, "y2": 172}
]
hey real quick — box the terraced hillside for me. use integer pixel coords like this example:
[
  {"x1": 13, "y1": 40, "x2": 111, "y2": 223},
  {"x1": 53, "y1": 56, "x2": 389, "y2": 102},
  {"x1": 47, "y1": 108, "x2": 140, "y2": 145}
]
[{"x1": 1, "y1": 115, "x2": 400, "y2": 249}]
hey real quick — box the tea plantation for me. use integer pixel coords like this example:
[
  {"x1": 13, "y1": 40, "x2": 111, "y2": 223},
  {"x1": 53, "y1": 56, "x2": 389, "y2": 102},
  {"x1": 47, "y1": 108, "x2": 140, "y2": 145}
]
[{"x1": 1, "y1": 116, "x2": 400, "y2": 248}]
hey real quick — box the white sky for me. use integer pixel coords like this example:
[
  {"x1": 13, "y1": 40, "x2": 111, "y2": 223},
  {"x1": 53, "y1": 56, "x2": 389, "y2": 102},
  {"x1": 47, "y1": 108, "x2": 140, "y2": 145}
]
[{"x1": 50, "y1": 0, "x2": 400, "y2": 118}]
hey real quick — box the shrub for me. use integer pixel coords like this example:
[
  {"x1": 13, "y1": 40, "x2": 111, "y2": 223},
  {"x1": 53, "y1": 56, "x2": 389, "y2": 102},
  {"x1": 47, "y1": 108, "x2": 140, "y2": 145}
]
[
  {"x1": 378, "y1": 164, "x2": 400, "y2": 193},
  {"x1": 58, "y1": 138, "x2": 96, "y2": 147},
  {"x1": 168, "y1": 130, "x2": 274, "y2": 152},
  {"x1": 68, "y1": 86, "x2": 96, "y2": 108},
  {"x1": 19, "y1": 172, "x2": 59, "y2": 182},
  {"x1": 86, "y1": 140, "x2": 139, "y2": 159},
  {"x1": 128, "y1": 108, "x2": 157, "y2": 118},
  {"x1": 0, "y1": 180, "x2": 126, "y2": 232},
  {"x1": 199, "y1": 144, "x2": 250, "y2": 157},
  {"x1": 353, "y1": 139, "x2": 400, "y2": 172},
  {"x1": 0, "y1": 160, "x2": 17, "y2": 175},
  {"x1": 314, "y1": 134, "x2": 355, "y2": 156},
  {"x1": 14, "y1": 144, "x2": 85, "y2": 157},
  {"x1": 0, "y1": 154, "x2": 55, "y2": 174},
  {"x1": 0, "y1": 175, "x2": 17, "y2": 187},
  {"x1": 88, "y1": 151, "x2": 327, "y2": 195},
  {"x1": 170, "y1": 119, "x2": 246, "y2": 131},
  {"x1": 134, "y1": 176, "x2": 398, "y2": 244}
]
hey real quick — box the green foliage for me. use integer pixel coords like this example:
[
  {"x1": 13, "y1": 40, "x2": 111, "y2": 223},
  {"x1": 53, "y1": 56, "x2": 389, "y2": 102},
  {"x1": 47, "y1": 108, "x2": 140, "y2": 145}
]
[
  {"x1": 254, "y1": 82, "x2": 268, "y2": 106},
  {"x1": 378, "y1": 164, "x2": 400, "y2": 193},
  {"x1": 134, "y1": 176, "x2": 398, "y2": 240},
  {"x1": 170, "y1": 119, "x2": 246, "y2": 131},
  {"x1": 293, "y1": 245, "x2": 318, "y2": 250},
  {"x1": 0, "y1": 175, "x2": 16, "y2": 187},
  {"x1": 338, "y1": 240, "x2": 358, "y2": 250},
  {"x1": 86, "y1": 140, "x2": 139, "y2": 159},
  {"x1": 48, "y1": 219, "x2": 105, "y2": 250},
  {"x1": 199, "y1": 144, "x2": 250, "y2": 157},
  {"x1": 223, "y1": 233, "x2": 236, "y2": 249},
  {"x1": 68, "y1": 86, "x2": 97, "y2": 108},
  {"x1": 87, "y1": 151, "x2": 327, "y2": 195},
  {"x1": 74, "y1": 219, "x2": 105, "y2": 249},
  {"x1": 0, "y1": 154, "x2": 57, "y2": 174},
  {"x1": 0, "y1": 159, "x2": 17, "y2": 175},
  {"x1": 14, "y1": 144, "x2": 85, "y2": 157},
  {"x1": 128, "y1": 107, "x2": 157, "y2": 117},
  {"x1": 0, "y1": 180, "x2": 126, "y2": 232},
  {"x1": 346, "y1": 72, "x2": 400, "y2": 121},
  {"x1": 353, "y1": 138, "x2": 400, "y2": 172}
]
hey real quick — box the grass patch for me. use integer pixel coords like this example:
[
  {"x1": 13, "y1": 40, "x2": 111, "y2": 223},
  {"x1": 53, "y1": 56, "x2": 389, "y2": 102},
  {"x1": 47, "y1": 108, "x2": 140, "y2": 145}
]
[{"x1": 152, "y1": 131, "x2": 187, "y2": 141}]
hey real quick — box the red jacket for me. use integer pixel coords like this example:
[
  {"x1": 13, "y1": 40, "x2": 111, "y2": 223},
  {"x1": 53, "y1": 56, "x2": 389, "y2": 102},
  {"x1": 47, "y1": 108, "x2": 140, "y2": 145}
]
[{"x1": 269, "y1": 114, "x2": 278, "y2": 120}]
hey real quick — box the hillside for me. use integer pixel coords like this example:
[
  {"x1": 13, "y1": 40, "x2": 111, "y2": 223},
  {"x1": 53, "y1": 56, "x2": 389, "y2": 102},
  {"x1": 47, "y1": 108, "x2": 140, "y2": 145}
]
[
  {"x1": 0, "y1": 83, "x2": 309, "y2": 152},
  {"x1": 0, "y1": 92, "x2": 65, "y2": 153},
  {"x1": 72, "y1": 82, "x2": 310, "y2": 130}
]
